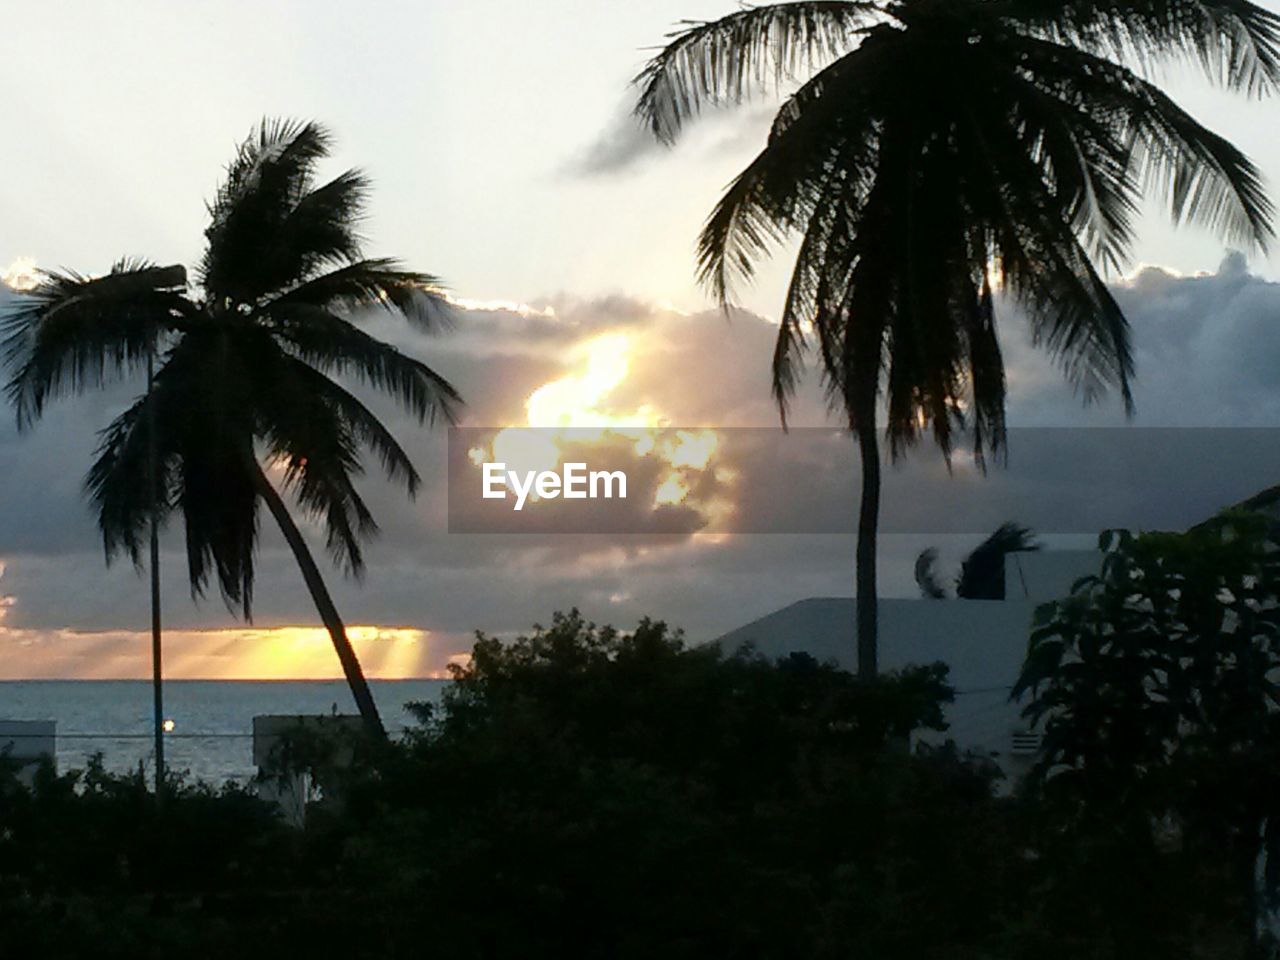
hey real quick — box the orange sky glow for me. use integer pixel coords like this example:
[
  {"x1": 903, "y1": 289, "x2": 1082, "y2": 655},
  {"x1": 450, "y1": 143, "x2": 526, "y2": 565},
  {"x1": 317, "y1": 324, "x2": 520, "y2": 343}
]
[{"x1": 0, "y1": 621, "x2": 464, "y2": 680}]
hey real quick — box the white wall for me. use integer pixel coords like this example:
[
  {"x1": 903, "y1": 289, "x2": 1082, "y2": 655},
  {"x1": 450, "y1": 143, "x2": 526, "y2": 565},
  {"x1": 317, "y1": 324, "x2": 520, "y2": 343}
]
[
  {"x1": 714, "y1": 551, "x2": 1102, "y2": 779},
  {"x1": 0, "y1": 720, "x2": 56, "y2": 784}
]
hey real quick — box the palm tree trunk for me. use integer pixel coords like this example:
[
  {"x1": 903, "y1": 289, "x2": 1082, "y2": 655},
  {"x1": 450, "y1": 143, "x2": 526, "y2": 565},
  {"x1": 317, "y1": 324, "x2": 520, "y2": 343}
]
[
  {"x1": 855, "y1": 419, "x2": 881, "y2": 680},
  {"x1": 250, "y1": 463, "x2": 387, "y2": 740}
]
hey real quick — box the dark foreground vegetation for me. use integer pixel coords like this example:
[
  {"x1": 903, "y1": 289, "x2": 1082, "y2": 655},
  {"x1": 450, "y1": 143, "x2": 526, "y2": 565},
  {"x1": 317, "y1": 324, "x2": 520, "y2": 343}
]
[{"x1": 3, "y1": 519, "x2": 1279, "y2": 959}]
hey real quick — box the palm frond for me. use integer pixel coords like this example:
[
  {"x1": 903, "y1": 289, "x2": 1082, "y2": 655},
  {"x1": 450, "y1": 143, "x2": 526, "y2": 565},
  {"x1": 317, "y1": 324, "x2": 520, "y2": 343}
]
[
  {"x1": 263, "y1": 258, "x2": 451, "y2": 332},
  {"x1": 88, "y1": 350, "x2": 261, "y2": 617},
  {"x1": 268, "y1": 169, "x2": 369, "y2": 283},
  {"x1": 272, "y1": 305, "x2": 461, "y2": 426},
  {"x1": 962, "y1": 275, "x2": 1008, "y2": 466},
  {"x1": 86, "y1": 384, "x2": 175, "y2": 567},
  {"x1": 634, "y1": 1, "x2": 881, "y2": 142},
  {"x1": 1021, "y1": 0, "x2": 1280, "y2": 94},
  {"x1": 201, "y1": 118, "x2": 358, "y2": 303},
  {"x1": 950, "y1": 66, "x2": 1138, "y2": 411},
  {"x1": 254, "y1": 357, "x2": 378, "y2": 576},
  {"x1": 816, "y1": 232, "x2": 894, "y2": 433},
  {"x1": 915, "y1": 547, "x2": 949, "y2": 599},
  {"x1": 1005, "y1": 215, "x2": 1136, "y2": 412},
  {"x1": 775, "y1": 169, "x2": 866, "y2": 422},
  {"x1": 882, "y1": 139, "x2": 975, "y2": 464},
  {"x1": 770, "y1": 300, "x2": 808, "y2": 428},
  {"x1": 984, "y1": 46, "x2": 1141, "y2": 272},
  {"x1": 699, "y1": 155, "x2": 796, "y2": 304},
  {"x1": 1126, "y1": 75, "x2": 1274, "y2": 248},
  {"x1": 2, "y1": 260, "x2": 188, "y2": 427},
  {"x1": 282, "y1": 358, "x2": 422, "y2": 496},
  {"x1": 697, "y1": 40, "x2": 887, "y2": 305},
  {"x1": 161, "y1": 334, "x2": 263, "y2": 615},
  {"x1": 177, "y1": 437, "x2": 260, "y2": 616},
  {"x1": 216, "y1": 118, "x2": 331, "y2": 207},
  {"x1": 1013, "y1": 35, "x2": 1273, "y2": 251}
]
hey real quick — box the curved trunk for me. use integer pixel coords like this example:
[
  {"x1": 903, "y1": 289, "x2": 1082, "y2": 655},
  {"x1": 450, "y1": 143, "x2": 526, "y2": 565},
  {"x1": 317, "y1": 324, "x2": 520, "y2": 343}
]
[
  {"x1": 855, "y1": 417, "x2": 881, "y2": 680},
  {"x1": 251, "y1": 463, "x2": 387, "y2": 740}
]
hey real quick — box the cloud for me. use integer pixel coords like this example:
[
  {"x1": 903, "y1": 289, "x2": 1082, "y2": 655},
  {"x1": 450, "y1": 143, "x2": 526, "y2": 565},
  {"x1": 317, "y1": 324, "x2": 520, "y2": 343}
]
[
  {"x1": 566, "y1": 107, "x2": 664, "y2": 177},
  {"x1": 565, "y1": 100, "x2": 776, "y2": 179},
  {"x1": 4, "y1": 257, "x2": 1280, "y2": 677},
  {"x1": 1002, "y1": 252, "x2": 1280, "y2": 426},
  {"x1": 433, "y1": 293, "x2": 660, "y2": 356}
]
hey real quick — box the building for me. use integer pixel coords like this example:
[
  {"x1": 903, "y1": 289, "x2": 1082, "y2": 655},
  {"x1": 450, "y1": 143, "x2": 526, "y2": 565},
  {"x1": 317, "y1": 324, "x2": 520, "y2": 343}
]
[
  {"x1": 0, "y1": 720, "x2": 56, "y2": 785},
  {"x1": 715, "y1": 550, "x2": 1103, "y2": 779}
]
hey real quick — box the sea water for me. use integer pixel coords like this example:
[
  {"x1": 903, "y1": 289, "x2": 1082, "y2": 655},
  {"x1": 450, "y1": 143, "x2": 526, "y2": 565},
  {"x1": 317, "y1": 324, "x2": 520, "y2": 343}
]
[{"x1": 0, "y1": 679, "x2": 448, "y2": 785}]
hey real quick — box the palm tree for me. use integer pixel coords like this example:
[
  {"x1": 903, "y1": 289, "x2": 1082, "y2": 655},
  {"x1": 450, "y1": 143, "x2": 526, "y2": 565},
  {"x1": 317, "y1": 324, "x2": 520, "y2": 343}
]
[
  {"x1": 635, "y1": 0, "x2": 1277, "y2": 677},
  {"x1": 2, "y1": 119, "x2": 460, "y2": 737}
]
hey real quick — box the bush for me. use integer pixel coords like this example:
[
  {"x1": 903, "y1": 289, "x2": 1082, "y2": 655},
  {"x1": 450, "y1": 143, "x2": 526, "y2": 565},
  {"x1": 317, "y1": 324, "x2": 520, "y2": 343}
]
[
  {"x1": 337, "y1": 611, "x2": 1016, "y2": 959},
  {"x1": 14, "y1": 606, "x2": 1252, "y2": 958},
  {"x1": 1013, "y1": 516, "x2": 1280, "y2": 958}
]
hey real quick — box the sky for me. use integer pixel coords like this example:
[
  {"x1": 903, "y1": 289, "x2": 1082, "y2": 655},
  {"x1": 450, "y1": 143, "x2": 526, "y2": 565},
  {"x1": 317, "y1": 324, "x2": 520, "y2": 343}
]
[{"x1": 2, "y1": 0, "x2": 1280, "y2": 681}]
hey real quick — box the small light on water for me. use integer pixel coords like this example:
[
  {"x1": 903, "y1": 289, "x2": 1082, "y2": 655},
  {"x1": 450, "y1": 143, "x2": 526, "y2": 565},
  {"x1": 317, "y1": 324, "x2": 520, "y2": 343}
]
[{"x1": 162, "y1": 719, "x2": 175, "y2": 733}]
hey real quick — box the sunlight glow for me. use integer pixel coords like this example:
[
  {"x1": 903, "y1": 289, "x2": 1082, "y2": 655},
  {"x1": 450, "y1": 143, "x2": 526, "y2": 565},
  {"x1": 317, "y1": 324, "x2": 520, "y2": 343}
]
[
  {"x1": 193, "y1": 625, "x2": 428, "y2": 680},
  {"x1": 468, "y1": 333, "x2": 733, "y2": 515},
  {"x1": 0, "y1": 620, "x2": 447, "y2": 680},
  {"x1": 2, "y1": 257, "x2": 40, "y2": 291},
  {"x1": 654, "y1": 473, "x2": 688, "y2": 506},
  {"x1": 444, "y1": 293, "x2": 557, "y2": 318},
  {"x1": 524, "y1": 334, "x2": 655, "y2": 429}
]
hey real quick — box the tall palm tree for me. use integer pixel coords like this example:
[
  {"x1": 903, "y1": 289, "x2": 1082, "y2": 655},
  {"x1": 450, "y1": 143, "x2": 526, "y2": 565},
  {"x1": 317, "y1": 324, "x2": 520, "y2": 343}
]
[
  {"x1": 2, "y1": 119, "x2": 460, "y2": 737},
  {"x1": 635, "y1": 0, "x2": 1277, "y2": 678}
]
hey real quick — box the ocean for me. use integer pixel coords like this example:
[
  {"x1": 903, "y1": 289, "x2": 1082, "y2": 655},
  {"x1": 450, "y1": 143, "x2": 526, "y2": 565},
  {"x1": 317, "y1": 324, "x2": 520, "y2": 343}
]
[{"x1": 0, "y1": 680, "x2": 449, "y2": 785}]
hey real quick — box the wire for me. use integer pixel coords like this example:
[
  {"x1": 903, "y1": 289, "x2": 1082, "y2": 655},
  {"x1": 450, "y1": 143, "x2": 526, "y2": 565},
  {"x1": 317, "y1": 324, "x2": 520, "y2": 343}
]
[
  {"x1": 0, "y1": 730, "x2": 415, "y2": 740},
  {"x1": 0, "y1": 687, "x2": 1019, "y2": 742}
]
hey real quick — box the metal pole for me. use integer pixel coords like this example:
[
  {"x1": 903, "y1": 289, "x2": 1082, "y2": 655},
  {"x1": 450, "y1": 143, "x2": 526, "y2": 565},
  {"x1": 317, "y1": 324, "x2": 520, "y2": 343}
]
[{"x1": 147, "y1": 343, "x2": 164, "y2": 803}]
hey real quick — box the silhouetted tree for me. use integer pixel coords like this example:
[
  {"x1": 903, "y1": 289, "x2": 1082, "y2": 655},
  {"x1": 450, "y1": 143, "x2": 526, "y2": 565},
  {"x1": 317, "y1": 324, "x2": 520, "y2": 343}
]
[
  {"x1": 1014, "y1": 516, "x2": 1280, "y2": 955},
  {"x1": 1, "y1": 120, "x2": 460, "y2": 737},
  {"x1": 350, "y1": 611, "x2": 1022, "y2": 958},
  {"x1": 915, "y1": 522, "x2": 1039, "y2": 599},
  {"x1": 0, "y1": 609, "x2": 1261, "y2": 956},
  {"x1": 635, "y1": 0, "x2": 1277, "y2": 676}
]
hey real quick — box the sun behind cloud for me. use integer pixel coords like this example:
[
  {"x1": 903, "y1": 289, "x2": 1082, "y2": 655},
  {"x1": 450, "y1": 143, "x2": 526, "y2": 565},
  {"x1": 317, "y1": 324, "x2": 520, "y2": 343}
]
[
  {"x1": 2, "y1": 256, "x2": 40, "y2": 291},
  {"x1": 469, "y1": 331, "x2": 729, "y2": 516}
]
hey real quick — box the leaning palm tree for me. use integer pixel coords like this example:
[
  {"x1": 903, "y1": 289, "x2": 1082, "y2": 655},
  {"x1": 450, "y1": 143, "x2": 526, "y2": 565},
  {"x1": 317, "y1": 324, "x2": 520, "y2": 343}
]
[
  {"x1": 635, "y1": 0, "x2": 1277, "y2": 677},
  {"x1": 2, "y1": 119, "x2": 460, "y2": 737}
]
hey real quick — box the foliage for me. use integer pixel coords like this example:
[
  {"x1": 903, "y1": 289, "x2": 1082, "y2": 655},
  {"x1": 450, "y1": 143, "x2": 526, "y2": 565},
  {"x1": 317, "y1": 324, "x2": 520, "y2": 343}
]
[
  {"x1": 2, "y1": 119, "x2": 459, "y2": 610},
  {"x1": 0, "y1": 606, "x2": 1270, "y2": 956},
  {"x1": 1014, "y1": 515, "x2": 1280, "y2": 954},
  {"x1": 0, "y1": 756, "x2": 301, "y2": 959},
  {"x1": 634, "y1": 0, "x2": 1278, "y2": 678},
  {"x1": 334, "y1": 611, "x2": 1030, "y2": 959},
  {"x1": 637, "y1": 0, "x2": 1276, "y2": 449},
  {"x1": 0, "y1": 754, "x2": 279, "y2": 891},
  {"x1": 1, "y1": 118, "x2": 460, "y2": 733},
  {"x1": 915, "y1": 521, "x2": 1040, "y2": 599}
]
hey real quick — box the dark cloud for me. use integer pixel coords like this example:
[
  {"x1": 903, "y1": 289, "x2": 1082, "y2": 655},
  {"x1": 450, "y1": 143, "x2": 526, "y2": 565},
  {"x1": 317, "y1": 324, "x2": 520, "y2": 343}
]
[
  {"x1": 1002, "y1": 253, "x2": 1280, "y2": 426},
  {"x1": 565, "y1": 107, "x2": 664, "y2": 177}
]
